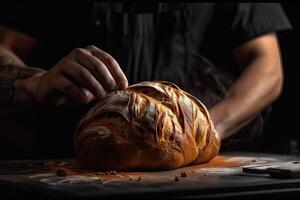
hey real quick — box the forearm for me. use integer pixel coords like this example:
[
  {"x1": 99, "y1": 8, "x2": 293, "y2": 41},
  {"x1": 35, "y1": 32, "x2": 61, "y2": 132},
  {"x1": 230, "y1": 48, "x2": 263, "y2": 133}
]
[
  {"x1": 0, "y1": 45, "x2": 46, "y2": 104},
  {"x1": 209, "y1": 55, "x2": 283, "y2": 140}
]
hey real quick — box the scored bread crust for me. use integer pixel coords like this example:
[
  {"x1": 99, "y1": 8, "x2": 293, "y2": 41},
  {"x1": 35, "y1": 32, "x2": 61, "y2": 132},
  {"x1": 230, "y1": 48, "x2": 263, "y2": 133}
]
[{"x1": 74, "y1": 81, "x2": 220, "y2": 170}]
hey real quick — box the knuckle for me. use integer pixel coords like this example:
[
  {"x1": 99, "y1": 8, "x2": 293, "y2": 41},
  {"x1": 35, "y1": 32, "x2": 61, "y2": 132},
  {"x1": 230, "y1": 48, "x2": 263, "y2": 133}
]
[
  {"x1": 105, "y1": 78, "x2": 118, "y2": 91},
  {"x1": 59, "y1": 57, "x2": 69, "y2": 63},
  {"x1": 79, "y1": 94, "x2": 89, "y2": 104},
  {"x1": 72, "y1": 48, "x2": 85, "y2": 55},
  {"x1": 57, "y1": 57, "x2": 71, "y2": 67},
  {"x1": 94, "y1": 86, "x2": 106, "y2": 99},
  {"x1": 63, "y1": 83, "x2": 73, "y2": 91},
  {"x1": 86, "y1": 45, "x2": 98, "y2": 50},
  {"x1": 89, "y1": 60, "x2": 100, "y2": 72},
  {"x1": 76, "y1": 69, "x2": 88, "y2": 80},
  {"x1": 98, "y1": 90, "x2": 107, "y2": 99},
  {"x1": 103, "y1": 55, "x2": 114, "y2": 64}
]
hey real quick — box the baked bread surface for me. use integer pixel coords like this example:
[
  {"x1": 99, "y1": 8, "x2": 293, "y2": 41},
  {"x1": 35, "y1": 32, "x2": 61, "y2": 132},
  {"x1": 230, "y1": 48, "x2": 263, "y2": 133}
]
[{"x1": 74, "y1": 81, "x2": 220, "y2": 170}]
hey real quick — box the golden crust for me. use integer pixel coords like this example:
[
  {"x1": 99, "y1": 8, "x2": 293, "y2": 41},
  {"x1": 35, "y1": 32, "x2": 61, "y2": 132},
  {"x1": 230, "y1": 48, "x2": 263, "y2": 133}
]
[{"x1": 74, "y1": 81, "x2": 220, "y2": 170}]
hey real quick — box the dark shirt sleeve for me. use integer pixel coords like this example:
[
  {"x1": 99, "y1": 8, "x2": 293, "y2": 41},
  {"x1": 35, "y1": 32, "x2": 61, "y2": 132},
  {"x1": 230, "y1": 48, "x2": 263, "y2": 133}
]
[{"x1": 229, "y1": 3, "x2": 292, "y2": 48}]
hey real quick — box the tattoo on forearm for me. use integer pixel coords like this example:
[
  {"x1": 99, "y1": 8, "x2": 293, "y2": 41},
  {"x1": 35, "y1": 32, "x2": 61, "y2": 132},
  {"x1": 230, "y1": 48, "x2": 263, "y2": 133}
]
[
  {"x1": 0, "y1": 65, "x2": 17, "y2": 103},
  {"x1": 0, "y1": 56, "x2": 45, "y2": 104}
]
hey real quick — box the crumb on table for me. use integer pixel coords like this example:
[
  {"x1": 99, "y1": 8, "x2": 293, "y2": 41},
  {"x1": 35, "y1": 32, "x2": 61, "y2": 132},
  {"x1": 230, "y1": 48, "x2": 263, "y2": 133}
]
[
  {"x1": 97, "y1": 170, "x2": 119, "y2": 175},
  {"x1": 57, "y1": 162, "x2": 69, "y2": 167},
  {"x1": 106, "y1": 170, "x2": 118, "y2": 175},
  {"x1": 56, "y1": 168, "x2": 67, "y2": 177},
  {"x1": 180, "y1": 172, "x2": 187, "y2": 177},
  {"x1": 44, "y1": 161, "x2": 57, "y2": 169},
  {"x1": 174, "y1": 176, "x2": 179, "y2": 182}
]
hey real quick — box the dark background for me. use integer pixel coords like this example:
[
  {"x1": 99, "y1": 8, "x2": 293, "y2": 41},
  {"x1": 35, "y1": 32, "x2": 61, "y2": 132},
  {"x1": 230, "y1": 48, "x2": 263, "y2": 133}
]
[
  {"x1": 259, "y1": 3, "x2": 300, "y2": 154},
  {"x1": 0, "y1": 3, "x2": 299, "y2": 159}
]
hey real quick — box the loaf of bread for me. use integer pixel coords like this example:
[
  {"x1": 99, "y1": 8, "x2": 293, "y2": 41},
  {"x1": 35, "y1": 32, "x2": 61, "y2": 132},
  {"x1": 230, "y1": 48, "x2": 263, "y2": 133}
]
[{"x1": 74, "y1": 81, "x2": 220, "y2": 170}]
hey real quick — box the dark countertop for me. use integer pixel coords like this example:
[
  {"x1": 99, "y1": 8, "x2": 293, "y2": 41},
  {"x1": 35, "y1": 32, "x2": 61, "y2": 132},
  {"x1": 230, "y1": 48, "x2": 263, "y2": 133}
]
[{"x1": 0, "y1": 151, "x2": 299, "y2": 199}]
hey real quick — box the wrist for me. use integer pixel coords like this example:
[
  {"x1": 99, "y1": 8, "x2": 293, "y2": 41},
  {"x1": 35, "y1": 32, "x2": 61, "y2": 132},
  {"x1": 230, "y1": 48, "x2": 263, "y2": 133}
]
[
  {"x1": 14, "y1": 72, "x2": 45, "y2": 104},
  {"x1": 213, "y1": 122, "x2": 226, "y2": 141},
  {"x1": 209, "y1": 104, "x2": 231, "y2": 141}
]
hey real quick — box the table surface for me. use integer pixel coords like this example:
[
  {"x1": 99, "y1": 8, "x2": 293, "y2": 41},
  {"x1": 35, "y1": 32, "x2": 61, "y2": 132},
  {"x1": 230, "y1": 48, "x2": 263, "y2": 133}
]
[{"x1": 0, "y1": 151, "x2": 300, "y2": 199}]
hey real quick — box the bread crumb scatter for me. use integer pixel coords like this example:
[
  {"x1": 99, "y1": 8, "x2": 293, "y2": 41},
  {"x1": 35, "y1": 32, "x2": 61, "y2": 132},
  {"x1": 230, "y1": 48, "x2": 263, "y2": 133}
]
[
  {"x1": 44, "y1": 161, "x2": 57, "y2": 169},
  {"x1": 57, "y1": 162, "x2": 69, "y2": 167},
  {"x1": 56, "y1": 168, "x2": 67, "y2": 177},
  {"x1": 174, "y1": 176, "x2": 179, "y2": 182},
  {"x1": 97, "y1": 170, "x2": 119, "y2": 175},
  {"x1": 180, "y1": 172, "x2": 187, "y2": 177},
  {"x1": 137, "y1": 176, "x2": 142, "y2": 181},
  {"x1": 106, "y1": 170, "x2": 118, "y2": 175}
]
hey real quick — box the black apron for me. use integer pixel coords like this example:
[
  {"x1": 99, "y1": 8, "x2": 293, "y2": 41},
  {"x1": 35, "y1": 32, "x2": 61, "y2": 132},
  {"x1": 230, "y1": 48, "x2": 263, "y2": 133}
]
[{"x1": 34, "y1": 3, "x2": 269, "y2": 157}]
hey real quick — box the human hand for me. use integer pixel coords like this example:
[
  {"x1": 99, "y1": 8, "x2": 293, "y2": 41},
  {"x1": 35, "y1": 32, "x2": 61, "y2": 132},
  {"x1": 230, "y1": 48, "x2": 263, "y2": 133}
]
[{"x1": 24, "y1": 45, "x2": 128, "y2": 106}]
